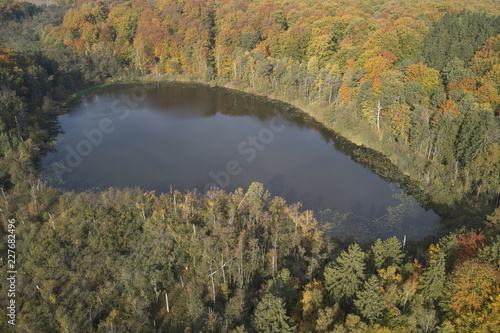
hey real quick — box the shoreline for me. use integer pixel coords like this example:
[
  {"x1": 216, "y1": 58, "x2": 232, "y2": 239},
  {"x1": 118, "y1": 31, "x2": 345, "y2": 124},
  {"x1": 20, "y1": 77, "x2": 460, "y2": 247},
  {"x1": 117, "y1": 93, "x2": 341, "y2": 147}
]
[
  {"x1": 58, "y1": 75, "x2": 443, "y2": 221},
  {"x1": 57, "y1": 73, "x2": 490, "y2": 234}
]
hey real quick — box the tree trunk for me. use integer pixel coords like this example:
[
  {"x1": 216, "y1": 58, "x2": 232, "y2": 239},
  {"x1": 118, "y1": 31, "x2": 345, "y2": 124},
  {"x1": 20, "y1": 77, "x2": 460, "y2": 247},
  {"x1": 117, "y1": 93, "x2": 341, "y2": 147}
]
[
  {"x1": 221, "y1": 254, "x2": 226, "y2": 284},
  {"x1": 216, "y1": 46, "x2": 221, "y2": 77},
  {"x1": 165, "y1": 291, "x2": 170, "y2": 312},
  {"x1": 1, "y1": 187, "x2": 8, "y2": 208},
  {"x1": 30, "y1": 181, "x2": 38, "y2": 214},
  {"x1": 48, "y1": 213, "x2": 55, "y2": 230},
  {"x1": 376, "y1": 100, "x2": 382, "y2": 132},
  {"x1": 135, "y1": 48, "x2": 144, "y2": 74},
  {"x1": 210, "y1": 262, "x2": 216, "y2": 303}
]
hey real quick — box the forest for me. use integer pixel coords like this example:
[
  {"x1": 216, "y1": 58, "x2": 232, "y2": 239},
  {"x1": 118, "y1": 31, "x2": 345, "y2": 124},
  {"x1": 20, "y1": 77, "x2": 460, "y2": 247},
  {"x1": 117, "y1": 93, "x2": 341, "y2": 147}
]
[{"x1": 0, "y1": 0, "x2": 500, "y2": 331}]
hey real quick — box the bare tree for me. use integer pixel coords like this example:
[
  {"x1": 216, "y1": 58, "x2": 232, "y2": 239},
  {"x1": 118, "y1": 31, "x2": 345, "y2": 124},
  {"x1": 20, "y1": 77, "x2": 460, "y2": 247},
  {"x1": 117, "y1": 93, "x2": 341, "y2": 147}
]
[{"x1": 375, "y1": 100, "x2": 382, "y2": 131}]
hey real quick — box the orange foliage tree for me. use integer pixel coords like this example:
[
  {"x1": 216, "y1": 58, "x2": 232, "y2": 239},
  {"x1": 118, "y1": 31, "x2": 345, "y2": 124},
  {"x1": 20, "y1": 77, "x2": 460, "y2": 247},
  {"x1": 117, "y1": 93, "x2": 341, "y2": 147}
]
[
  {"x1": 362, "y1": 54, "x2": 395, "y2": 95},
  {"x1": 438, "y1": 98, "x2": 460, "y2": 116},
  {"x1": 455, "y1": 230, "x2": 489, "y2": 265}
]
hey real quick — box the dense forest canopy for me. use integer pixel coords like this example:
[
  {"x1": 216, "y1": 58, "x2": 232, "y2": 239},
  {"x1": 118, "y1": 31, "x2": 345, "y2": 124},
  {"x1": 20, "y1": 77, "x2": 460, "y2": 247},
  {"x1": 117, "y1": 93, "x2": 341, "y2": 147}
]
[{"x1": 0, "y1": 0, "x2": 500, "y2": 332}]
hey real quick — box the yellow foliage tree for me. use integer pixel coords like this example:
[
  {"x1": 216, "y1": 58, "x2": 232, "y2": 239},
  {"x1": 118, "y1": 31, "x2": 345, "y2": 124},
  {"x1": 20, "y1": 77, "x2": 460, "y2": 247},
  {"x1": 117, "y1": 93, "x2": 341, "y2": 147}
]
[
  {"x1": 390, "y1": 103, "x2": 411, "y2": 140},
  {"x1": 405, "y1": 63, "x2": 440, "y2": 95},
  {"x1": 442, "y1": 260, "x2": 500, "y2": 332}
]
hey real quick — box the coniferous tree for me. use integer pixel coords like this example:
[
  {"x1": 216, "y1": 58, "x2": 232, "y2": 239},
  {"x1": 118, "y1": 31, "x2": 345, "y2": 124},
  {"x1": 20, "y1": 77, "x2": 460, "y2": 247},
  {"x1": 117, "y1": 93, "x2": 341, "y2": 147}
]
[
  {"x1": 252, "y1": 293, "x2": 296, "y2": 333},
  {"x1": 419, "y1": 253, "x2": 446, "y2": 304},
  {"x1": 368, "y1": 237, "x2": 404, "y2": 273},
  {"x1": 267, "y1": 269, "x2": 298, "y2": 314},
  {"x1": 324, "y1": 244, "x2": 366, "y2": 306},
  {"x1": 423, "y1": 10, "x2": 500, "y2": 71},
  {"x1": 354, "y1": 275, "x2": 384, "y2": 323}
]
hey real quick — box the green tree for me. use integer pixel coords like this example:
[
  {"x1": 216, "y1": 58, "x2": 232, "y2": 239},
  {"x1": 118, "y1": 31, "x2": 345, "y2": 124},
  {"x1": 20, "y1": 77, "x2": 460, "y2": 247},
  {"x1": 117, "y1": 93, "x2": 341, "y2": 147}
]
[
  {"x1": 357, "y1": 80, "x2": 375, "y2": 108},
  {"x1": 486, "y1": 209, "x2": 500, "y2": 237},
  {"x1": 324, "y1": 244, "x2": 366, "y2": 305},
  {"x1": 434, "y1": 113, "x2": 460, "y2": 165},
  {"x1": 441, "y1": 58, "x2": 473, "y2": 87},
  {"x1": 419, "y1": 253, "x2": 446, "y2": 304},
  {"x1": 423, "y1": 10, "x2": 500, "y2": 71},
  {"x1": 252, "y1": 293, "x2": 296, "y2": 333},
  {"x1": 403, "y1": 80, "x2": 425, "y2": 106},
  {"x1": 456, "y1": 110, "x2": 498, "y2": 169},
  {"x1": 354, "y1": 275, "x2": 384, "y2": 323},
  {"x1": 267, "y1": 269, "x2": 298, "y2": 313},
  {"x1": 478, "y1": 235, "x2": 500, "y2": 266},
  {"x1": 368, "y1": 237, "x2": 404, "y2": 273},
  {"x1": 239, "y1": 30, "x2": 260, "y2": 51},
  {"x1": 380, "y1": 69, "x2": 405, "y2": 107}
]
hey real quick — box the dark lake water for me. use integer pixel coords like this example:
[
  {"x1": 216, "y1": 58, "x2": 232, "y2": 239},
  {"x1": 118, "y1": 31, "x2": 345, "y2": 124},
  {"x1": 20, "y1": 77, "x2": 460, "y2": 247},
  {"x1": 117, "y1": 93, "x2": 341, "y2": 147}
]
[{"x1": 42, "y1": 83, "x2": 439, "y2": 240}]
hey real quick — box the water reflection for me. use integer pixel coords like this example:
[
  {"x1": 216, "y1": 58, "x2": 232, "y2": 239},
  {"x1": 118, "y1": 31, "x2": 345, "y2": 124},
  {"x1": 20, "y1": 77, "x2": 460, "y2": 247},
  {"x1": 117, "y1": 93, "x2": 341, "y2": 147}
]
[{"x1": 42, "y1": 83, "x2": 439, "y2": 240}]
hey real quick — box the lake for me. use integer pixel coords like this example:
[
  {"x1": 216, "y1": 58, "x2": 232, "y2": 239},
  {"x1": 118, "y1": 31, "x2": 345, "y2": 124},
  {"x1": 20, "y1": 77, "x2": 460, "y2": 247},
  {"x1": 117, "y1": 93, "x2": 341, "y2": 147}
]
[{"x1": 42, "y1": 83, "x2": 439, "y2": 240}]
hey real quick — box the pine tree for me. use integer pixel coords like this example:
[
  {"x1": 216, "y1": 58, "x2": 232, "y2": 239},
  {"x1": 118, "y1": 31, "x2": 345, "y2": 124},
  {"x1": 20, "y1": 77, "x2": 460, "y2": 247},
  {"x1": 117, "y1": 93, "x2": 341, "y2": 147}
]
[
  {"x1": 369, "y1": 237, "x2": 404, "y2": 273},
  {"x1": 434, "y1": 114, "x2": 460, "y2": 165},
  {"x1": 324, "y1": 244, "x2": 366, "y2": 305},
  {"x1": 354, "y1": 275, "x2": 384, "y2": 323},
  {"x1": 252, "y1": 294, "x2": 296, "y2": 333},
  {"x1": 423, "y1": 10, "x2": 500, "y2": 71},
  {"x1": 419, "y1": 253, "x2": 446, "y2": 304},
  {"x1": 267, "y1": 269, "x2": 298, "y2": 314}
]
